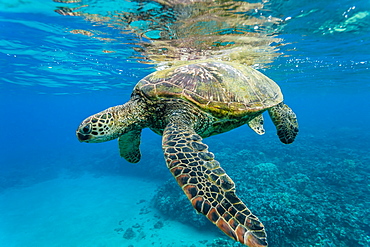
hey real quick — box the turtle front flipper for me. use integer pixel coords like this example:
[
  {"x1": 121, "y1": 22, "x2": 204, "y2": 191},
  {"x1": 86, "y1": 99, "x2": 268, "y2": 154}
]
[
  {"x1": 268, "y1": 102, "x2": 299, "y2": 144},
  {"x1": 162, "y1": 121, "x2": 268, "y2": 247},
  {"x1": 118, "y1": 129, "x2": 142, "y2": 163},
  {"x1": 248, "y1": 115, "x2": 265, "y2": 135}
]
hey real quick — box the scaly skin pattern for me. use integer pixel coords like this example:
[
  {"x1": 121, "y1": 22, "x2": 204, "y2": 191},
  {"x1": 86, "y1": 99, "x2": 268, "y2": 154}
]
[
  {"x1": 76, "y1": 61, "x2": 299, "y2": 247},
  {"x1": 118, "y1": 129, "x2": 142, "y2": 163},
  {"x1": 268, "y1": 102, "x2": 299, "y2": 144},
  {"x1": 162, "y1": 120, "x2": 268, "y2": 247},
  {"x1": 77, "y1": 96, "x2": 269, "y2": 246}
]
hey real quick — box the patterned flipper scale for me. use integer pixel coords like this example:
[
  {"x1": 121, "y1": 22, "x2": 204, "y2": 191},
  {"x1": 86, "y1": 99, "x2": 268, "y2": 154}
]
[
  {"x1": 268, "y1": 102, "x2": 299, "y2": 144},
  {"x1": 162, "y1": 121, "x2": 268, "y2": 247},
  {"x1": 118, "y1": 129, "x2": 142, "y2": 163},
  {"x1": 247, "y1": 115, "x2": 265, "y2": 135}
]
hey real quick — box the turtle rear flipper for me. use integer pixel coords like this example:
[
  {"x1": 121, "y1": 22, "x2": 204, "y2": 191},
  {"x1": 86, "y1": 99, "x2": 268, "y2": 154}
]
[
  {"x1": 162, "y1": 121, "x2": 267, "y2": 247},
  {"x1": 118, "y1": 129, "x2": 142, "y2": 163},
  {"x1": 248, "y1": 115, "x2": 265, "y2": 135},
  {"x1": 268, "y1": 102, "x2": 298, "y2": 144}
]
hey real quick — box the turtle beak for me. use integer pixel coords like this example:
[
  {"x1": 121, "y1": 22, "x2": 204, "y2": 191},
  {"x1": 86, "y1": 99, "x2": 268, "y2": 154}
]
[
  {"x1": 77, "y1": 132, "x2": 91, "y2": 142},
  {"x1": 76, "y1": 122, "x2": 92, "y2": 142}
]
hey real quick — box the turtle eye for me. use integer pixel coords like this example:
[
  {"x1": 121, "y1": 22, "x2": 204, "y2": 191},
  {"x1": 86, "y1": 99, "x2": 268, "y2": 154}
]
[{"x1": 81, "y1": 123, "x2": 92, "y2": 134}]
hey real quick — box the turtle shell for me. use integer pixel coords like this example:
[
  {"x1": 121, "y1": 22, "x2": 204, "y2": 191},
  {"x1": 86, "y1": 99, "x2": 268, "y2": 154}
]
[{"x1": 135, "y1": 61, "x2": 283, "y2": 118}]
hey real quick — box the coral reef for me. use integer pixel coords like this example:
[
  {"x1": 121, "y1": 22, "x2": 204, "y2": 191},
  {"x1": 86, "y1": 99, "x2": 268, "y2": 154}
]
[
  {"x1": 152, "y1": 179, "x2": 212, "y2": 229},
  {"x1": 123, "y1": 227, "x2": 136, "y2": 240},
  {"x1": 151, "y1": 130, "x2": 370, "y2": 247}
]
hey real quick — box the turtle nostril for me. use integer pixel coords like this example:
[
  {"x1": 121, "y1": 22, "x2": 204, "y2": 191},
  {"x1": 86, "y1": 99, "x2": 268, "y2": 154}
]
[{"x1": 81, "y1": 123, "x2": 92, "y2": 134}]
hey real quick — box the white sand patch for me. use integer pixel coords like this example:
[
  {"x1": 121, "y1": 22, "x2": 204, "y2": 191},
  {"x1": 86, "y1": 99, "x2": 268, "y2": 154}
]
[{"x1": 0, "y1": 173, "x2": 221, "y2": 247}]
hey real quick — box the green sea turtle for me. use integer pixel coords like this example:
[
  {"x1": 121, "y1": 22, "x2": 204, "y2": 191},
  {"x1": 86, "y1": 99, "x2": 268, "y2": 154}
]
[{"x1": 76, "y1": 61, "x2": 298, "y2": 247}]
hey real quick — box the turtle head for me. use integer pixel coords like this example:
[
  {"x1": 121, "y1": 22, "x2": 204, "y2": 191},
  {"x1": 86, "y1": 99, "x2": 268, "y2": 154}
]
[
  {"x1": 76, "y1": 107, "x2": 122, "y2": 143},
  {"x1": 76, "y1": 100, "x2": 148, "y2": 143}
]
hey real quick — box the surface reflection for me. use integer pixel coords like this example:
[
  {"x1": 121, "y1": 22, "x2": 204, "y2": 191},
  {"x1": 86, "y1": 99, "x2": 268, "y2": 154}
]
[{"x1": 54, "y1": 0, "x2": 285, "y2": 67}]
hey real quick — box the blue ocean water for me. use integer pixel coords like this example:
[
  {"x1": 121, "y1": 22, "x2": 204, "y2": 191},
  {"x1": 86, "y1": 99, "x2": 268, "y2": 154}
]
[{"x1": 1, "y1": 0, "x2": 370, "y2": 246}]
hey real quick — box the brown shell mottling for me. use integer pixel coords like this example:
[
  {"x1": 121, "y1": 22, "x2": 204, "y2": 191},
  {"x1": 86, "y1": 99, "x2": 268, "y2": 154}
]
[{"x1": 136, "y1": 61, "x2": 283, "y2": 117}]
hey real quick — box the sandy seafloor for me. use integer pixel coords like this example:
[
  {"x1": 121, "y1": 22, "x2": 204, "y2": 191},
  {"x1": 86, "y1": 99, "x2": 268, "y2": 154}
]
[{"x1": 0, "y1": 173, "x2": 222, "y2": 247}]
